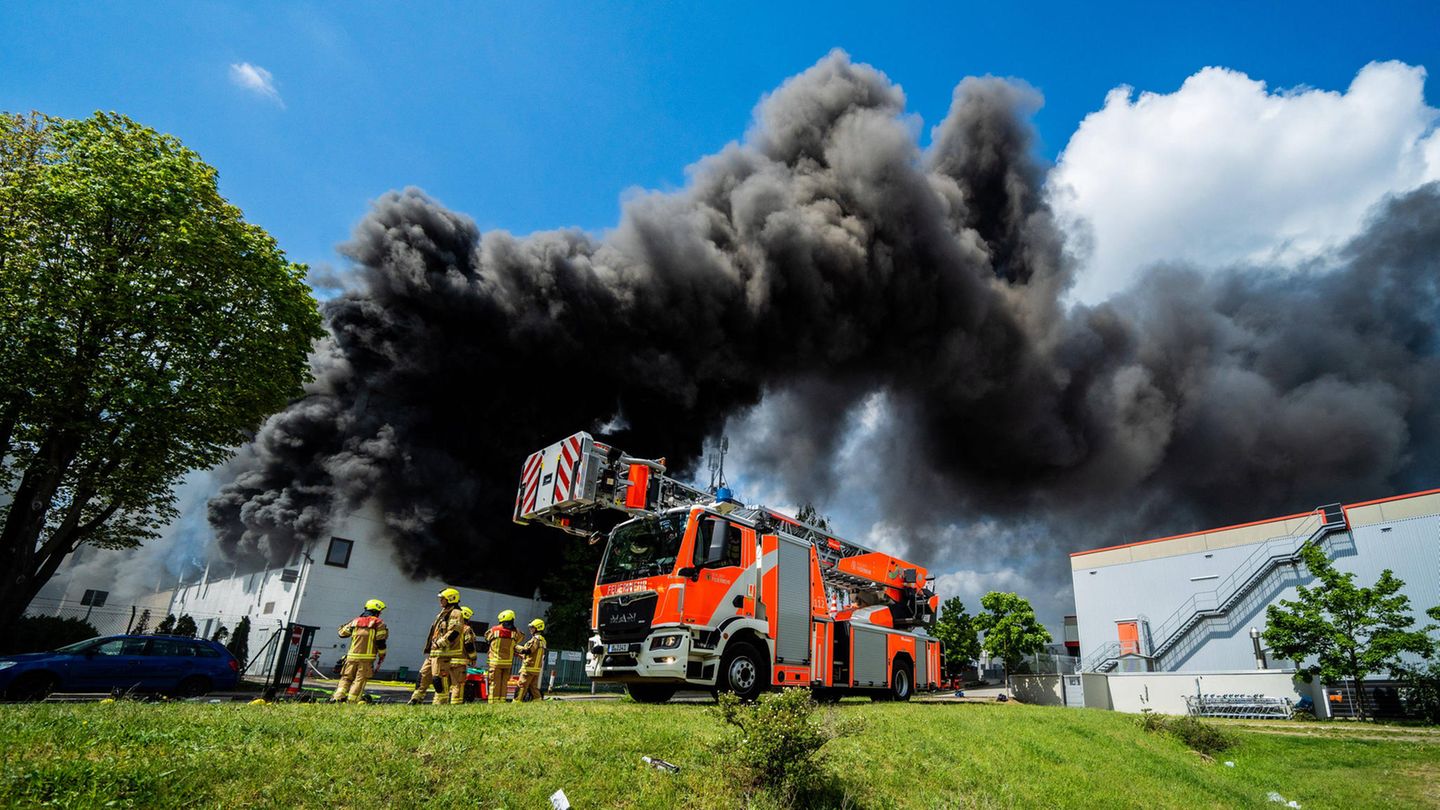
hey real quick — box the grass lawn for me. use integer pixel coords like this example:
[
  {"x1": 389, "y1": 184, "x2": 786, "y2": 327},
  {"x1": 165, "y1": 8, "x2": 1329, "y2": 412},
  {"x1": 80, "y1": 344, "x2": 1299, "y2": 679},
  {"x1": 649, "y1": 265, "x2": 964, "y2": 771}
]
[{"x1": 0, "y1": 699, "x2": 1434, "y2": 808}]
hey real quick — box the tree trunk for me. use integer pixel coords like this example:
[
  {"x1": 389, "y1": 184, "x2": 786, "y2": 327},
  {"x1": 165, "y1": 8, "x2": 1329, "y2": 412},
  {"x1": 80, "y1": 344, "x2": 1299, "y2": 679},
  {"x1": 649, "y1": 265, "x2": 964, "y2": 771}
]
[{"x1": 0, "y1": 431, "x2": 82, "y2": 643}]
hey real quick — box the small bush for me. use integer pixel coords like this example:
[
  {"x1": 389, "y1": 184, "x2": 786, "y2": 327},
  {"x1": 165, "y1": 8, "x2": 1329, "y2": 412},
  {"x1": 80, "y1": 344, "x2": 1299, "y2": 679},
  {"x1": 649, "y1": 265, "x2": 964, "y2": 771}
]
[
  {"x1": 1136, "y1": 709, "x2": 1168, "y2": 733},
  {"x1": 713, "y1": 688, "x2": 858, "y2": 803},
  {"x1": 1135, "y1": 712, "x2": 1235, "y2": 758},
  {"x1": 1167, "y1": 716, "x2": 1235, "y2": 757},
  {"x1": 1, "y1": 616, "x2": 98, "y2": 655},
  {"x1": 1396, "y1": 662, "x2": 1440, "y2": 723}
]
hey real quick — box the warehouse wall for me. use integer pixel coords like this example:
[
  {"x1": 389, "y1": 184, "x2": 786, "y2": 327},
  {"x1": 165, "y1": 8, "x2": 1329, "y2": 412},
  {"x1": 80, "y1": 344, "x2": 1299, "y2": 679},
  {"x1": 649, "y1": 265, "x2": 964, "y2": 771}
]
[
  {"x1": 170, "y1": 503, "x2": 549, "y2": 676},
  {"x1": 1101, "y1": 670, "x2": 1305, "y2": 714},
  {"x1": 1070, "y1": 490, "x2": 1440, "y2": 674}
]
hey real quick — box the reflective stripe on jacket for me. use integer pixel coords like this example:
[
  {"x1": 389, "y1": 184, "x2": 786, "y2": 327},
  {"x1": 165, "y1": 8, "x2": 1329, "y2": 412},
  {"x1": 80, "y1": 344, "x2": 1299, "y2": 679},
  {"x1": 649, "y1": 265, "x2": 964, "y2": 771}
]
[
  {"x1": 519, "y1": 632, "x2": 547, "y2": 673},
  {"x1": 339, "y1": 615, "x2": 388, "y2": 661},
  {"x1": 485, "y1": 625, "x2": 523, "y2": 667},
  {"x1": 428, "y1": 606, "x2": 465, "y2": 659}
]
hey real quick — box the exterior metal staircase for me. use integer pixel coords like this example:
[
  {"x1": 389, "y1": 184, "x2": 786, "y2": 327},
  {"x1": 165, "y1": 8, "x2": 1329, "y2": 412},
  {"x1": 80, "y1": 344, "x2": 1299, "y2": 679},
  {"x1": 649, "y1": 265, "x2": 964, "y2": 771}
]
[{"x1": 1081, "y1": 504, "x2": 1347, "y2": 672}]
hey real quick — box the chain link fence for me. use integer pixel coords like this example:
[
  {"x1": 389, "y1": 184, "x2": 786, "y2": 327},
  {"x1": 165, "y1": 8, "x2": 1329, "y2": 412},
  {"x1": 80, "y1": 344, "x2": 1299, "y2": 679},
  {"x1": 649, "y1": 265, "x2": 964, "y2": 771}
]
[{"x1": 15, "y1": 597, "x2": 252, "y2": 658}]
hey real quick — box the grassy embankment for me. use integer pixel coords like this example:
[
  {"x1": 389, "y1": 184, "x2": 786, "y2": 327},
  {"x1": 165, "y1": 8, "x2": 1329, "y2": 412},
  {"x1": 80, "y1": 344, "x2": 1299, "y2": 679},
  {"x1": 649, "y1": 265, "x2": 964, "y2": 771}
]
[{"x1": 1, "y1": 700, "x2": 1435, "y2": 808}]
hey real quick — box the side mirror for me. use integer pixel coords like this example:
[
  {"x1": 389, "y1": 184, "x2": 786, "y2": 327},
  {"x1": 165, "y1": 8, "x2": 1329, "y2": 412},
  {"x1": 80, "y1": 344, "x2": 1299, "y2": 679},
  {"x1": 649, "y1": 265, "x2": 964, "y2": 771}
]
[{"x1": 676, "y1": 567, "x2": 698, "y2": 580}]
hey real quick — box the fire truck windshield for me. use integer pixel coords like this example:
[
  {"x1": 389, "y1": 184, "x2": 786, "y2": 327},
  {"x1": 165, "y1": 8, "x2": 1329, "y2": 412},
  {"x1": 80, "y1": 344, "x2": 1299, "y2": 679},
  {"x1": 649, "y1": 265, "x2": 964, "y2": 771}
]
[{"x1": 597, "y1": 514, "x2": 687, "y2": 584}]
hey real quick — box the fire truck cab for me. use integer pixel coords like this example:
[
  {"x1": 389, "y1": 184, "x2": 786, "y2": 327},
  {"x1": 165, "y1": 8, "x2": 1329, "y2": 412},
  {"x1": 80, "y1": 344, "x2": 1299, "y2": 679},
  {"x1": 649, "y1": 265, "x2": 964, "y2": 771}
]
[{"x1": 515, "y1": 431, "x2": 941, "y2": 703}]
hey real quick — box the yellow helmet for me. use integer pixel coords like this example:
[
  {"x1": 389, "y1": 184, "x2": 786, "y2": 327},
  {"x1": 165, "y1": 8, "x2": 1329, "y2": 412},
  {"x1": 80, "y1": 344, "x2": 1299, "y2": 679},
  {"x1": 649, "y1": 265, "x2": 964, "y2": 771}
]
[
  {"x1": 364, "y1": 599, "x2": 386, "y2": 612},
  {"x1": 460, "y1": 606, "x2": 474, "y2": 621},
  {"x1": 438, "y1": 588, "x2": 461, "y2": 605},
  {"x1": 497, "y1": 609, "x2": 516, "y2": 623},
  {"x1": 529, "y1": 618, "x2": 545, "y2": 631}
]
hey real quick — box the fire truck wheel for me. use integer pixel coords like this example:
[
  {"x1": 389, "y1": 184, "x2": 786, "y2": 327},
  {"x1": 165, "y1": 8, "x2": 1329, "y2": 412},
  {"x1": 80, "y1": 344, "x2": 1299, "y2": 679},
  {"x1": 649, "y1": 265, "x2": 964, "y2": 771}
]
[
  {"x1": 719, "y1": 641, "x2": 767, "y2": 702},
  {"x1": 626, "y1": 682, "x2": 677, "y2": 704},
  {"x1": 887, "y1": 660, "x2": 913, "y2": 702},
  {"x1": 811, "y1": 687, "x2": 841, "y2": 704}
]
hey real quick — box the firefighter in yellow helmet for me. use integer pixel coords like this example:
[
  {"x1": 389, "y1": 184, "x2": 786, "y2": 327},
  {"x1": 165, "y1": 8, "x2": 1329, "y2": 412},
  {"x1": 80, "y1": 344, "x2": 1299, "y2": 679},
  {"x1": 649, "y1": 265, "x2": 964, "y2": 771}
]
[
  {"x1": 515, "y1": 618, "x2": 548, "y2": 702},
  {"x1": 447, "y1": 606, "x2": 478, "y2": 704},
  {"x1": 409, "y1": 588, "x2": 466, "y2": 705},
  {"x1": 330, "y1": 599, "x2": 388, "y2": 703},
  {"x1": 484, "y1": 609, "x2": 525, "y2": 703}
]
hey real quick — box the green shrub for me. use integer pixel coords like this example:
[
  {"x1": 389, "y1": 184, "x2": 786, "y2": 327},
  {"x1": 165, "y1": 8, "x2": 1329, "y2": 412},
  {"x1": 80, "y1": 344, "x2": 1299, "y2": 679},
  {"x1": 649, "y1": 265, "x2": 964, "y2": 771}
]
[
  {"x1": 0, "y1": 616, "x2": 98, "y2": 655},
  {"x1": 1396, "y1": 662, "x2": 1440, "y2": 723},
  {"x1": 1167, "y1": 716, "x2": 1235, "y2": 757},
  {"x1": 1135, "y1": 712, "x2": 1234, "y2": 758},
  {"x1": 713, "y1": 688, "x2": 858, "y2": 803}
]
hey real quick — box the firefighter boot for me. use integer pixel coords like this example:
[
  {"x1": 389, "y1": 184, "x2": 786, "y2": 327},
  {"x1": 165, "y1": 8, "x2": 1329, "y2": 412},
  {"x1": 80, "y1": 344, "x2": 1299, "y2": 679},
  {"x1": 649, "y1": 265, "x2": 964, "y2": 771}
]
[{"x1": 409, "y1": 658, "x2": 437, "y2": 704}]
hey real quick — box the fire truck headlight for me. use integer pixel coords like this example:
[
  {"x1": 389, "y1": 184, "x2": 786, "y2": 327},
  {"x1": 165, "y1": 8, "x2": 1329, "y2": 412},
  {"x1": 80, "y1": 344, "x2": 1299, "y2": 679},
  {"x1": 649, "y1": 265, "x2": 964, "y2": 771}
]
[{"x1": 649, "y1": 634, "x2": 684, "y2": 651}]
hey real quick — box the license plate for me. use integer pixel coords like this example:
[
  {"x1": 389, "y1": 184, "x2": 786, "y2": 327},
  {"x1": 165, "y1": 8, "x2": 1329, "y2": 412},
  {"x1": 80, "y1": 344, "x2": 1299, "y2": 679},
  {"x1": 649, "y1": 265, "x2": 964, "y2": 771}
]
[{"x1": 607, "y1": 643, "x2": 631, "y2": 653}]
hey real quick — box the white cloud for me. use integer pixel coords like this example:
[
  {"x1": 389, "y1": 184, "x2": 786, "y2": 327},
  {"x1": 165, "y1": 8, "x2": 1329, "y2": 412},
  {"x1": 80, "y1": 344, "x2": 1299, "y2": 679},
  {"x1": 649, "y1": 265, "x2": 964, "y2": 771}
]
[
  {"x1": 229, "y1": 62, "x2": 284, "y2": 107},
  {"x1": 1051, "y1": 61, "x2": 1440, "y2": 304}
]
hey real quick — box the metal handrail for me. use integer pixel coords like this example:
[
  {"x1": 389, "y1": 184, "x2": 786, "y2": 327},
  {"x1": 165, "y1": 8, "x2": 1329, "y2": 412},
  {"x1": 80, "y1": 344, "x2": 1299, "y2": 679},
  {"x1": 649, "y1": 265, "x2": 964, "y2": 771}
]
[
  {"x1": 1150, "y1": 508, "x2": 1343, "y2": 662},
  {"x1": 1081, "y1": 505, "x2": 1345, "y2": 672}
]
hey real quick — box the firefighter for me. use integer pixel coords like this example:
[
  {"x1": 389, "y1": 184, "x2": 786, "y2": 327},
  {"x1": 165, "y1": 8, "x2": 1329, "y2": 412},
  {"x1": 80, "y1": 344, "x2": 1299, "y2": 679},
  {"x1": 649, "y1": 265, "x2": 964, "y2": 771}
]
[
  {"x1": 409, "y1": 588, "x2": 466, "y2": 705},
  {"x1": 484, "y1": 609, "x2": 525, "y2": 703},
  {"x1": 330, "y1": 599, "x2": 388, "y2": 703},
  {"x1": 448, "y1": 606, "x2": 478, "y2": 704},
  {"x1": 515, "y1": 618, "x2": 547, "y2": 702}
]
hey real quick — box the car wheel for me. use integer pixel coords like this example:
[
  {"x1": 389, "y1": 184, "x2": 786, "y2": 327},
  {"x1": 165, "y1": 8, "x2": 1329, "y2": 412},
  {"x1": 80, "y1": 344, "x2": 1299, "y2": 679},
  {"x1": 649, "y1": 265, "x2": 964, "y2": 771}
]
[
  {"x1": 9, "y1": 672, "x2": 58, "y2": 702},
  {"x1": 175, "y1": 675, "x2": 212, "y2": 698},
  {"x1": 626, "y1": 682, "x2": 677, "y2": 704},
  {"x1": 719, "y1": 641, "x2": 768, "y2": 702},
  {"x1": 811, "y1": 687, "x2": 842, "y2": 704}
]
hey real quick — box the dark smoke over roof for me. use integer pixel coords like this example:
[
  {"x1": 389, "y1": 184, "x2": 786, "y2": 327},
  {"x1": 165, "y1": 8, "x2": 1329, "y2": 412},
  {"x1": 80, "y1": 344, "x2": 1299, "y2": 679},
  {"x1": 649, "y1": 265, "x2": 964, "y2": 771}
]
[{"x1": 208, "y1": 50, "x2": 1440, "y2": 597}]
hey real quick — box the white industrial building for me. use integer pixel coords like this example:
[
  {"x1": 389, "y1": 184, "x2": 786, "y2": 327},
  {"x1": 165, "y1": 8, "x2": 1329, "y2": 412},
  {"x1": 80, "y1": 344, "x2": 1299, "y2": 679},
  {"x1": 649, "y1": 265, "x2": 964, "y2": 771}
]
[
  {"x1": 161, "y1": 503, "x2": 549, "y2": 678},
  {"x1": 1071, "y1": 488, "x2": 1440, "y2": 676}
]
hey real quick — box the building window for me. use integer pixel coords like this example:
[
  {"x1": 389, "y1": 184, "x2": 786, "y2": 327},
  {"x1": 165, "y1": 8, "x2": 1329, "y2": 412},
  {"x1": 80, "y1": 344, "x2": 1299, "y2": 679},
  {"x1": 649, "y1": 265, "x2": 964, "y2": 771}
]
[
  {"x1": 263, "y1": 602, "x2": 275, "y2": 615},
  {"x1": 80, "y1": 589, "x2": 108, "y2": 607},
  {"x1": 325, "y1": 537, "x2": 353, "y2": 568}
]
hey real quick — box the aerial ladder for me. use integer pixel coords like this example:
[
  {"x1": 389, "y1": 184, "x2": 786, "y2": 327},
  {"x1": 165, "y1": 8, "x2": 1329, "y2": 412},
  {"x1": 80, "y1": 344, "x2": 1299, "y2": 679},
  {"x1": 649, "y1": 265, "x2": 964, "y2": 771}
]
[{"x1": 515, "y1": 430, "x2": 941, "y2": 703}]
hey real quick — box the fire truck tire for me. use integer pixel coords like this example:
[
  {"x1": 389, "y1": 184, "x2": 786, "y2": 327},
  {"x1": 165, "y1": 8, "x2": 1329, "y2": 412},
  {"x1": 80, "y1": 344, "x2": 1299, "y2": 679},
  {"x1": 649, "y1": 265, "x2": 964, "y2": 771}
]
[
  {"x1": 811, "y1": 687, "x2": 842, "y2": 704},
  {"x1": 719, "y1": 641, "x2": 768, "y2": 702},
  {"x1": 887, "y1": 659, "x2": 913, "y2": 702},
  {"x1": 626, "y1": 682, "x2": 677, "y2": 704}
]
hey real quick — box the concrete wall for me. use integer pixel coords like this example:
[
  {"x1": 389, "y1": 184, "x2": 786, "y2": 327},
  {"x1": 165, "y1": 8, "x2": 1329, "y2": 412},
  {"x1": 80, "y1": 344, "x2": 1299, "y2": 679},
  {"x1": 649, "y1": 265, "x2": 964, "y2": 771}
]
[
  {"x1": 1081, "y1": 673, "x2": 1112, "y2": 710},
  {"x1": 1011, "y1": 674, "x2": 1064, "y2": 706},
  {"x1": 1099, "y1": 670, "x2": 1306, "y2": 715}
]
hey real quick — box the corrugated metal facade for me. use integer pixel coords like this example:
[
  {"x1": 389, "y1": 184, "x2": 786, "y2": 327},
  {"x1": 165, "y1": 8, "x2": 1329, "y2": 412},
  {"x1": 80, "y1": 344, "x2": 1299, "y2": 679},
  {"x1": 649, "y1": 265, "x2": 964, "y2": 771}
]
[{"x1": 1071, "y1": 491, "x2": 1440, "y2": 672}]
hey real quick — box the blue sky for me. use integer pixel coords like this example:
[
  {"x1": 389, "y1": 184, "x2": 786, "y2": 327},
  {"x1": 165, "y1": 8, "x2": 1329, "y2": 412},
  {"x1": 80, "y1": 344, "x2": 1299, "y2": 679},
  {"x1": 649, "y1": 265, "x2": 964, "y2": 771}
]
[{"x1": 5, "y1": 1, "x2": 1438, "y2": 277}]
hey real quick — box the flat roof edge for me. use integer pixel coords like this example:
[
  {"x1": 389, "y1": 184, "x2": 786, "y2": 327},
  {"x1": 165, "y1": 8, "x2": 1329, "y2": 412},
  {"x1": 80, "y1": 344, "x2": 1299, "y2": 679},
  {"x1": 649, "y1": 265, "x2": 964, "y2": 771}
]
[{"x1": 1070, "y1": 485, "x2": 1439, "y2": 559}]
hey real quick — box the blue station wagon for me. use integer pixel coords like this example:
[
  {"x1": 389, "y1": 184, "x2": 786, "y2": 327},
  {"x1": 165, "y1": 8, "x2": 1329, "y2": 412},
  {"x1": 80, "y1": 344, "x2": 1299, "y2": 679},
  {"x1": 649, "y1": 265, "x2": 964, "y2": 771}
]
[{"x1": 0, "y1": 634, "x2": 240, "y2": 700}]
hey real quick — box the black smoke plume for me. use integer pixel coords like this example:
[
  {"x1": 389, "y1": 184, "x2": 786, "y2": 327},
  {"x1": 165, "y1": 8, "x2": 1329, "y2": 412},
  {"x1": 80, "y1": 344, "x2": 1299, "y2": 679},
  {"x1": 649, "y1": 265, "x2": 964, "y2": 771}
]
[{"x1": 208, "y1": 51, "x2": 1440, "y2": 600}]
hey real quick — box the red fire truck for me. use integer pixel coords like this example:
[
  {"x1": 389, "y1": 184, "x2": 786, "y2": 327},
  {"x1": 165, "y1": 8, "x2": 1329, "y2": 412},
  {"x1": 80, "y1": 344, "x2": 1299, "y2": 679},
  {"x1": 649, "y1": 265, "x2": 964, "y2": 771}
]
[{"x1": 515, "y1": 431, "x2": 941, "y2": 703}]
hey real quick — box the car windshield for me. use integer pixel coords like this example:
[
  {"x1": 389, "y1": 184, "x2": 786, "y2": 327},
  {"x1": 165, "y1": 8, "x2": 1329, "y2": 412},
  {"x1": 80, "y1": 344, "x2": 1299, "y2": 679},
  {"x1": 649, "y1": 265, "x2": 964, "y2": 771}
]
[{"x1": 597, "y1": 514, "x2": 687, "y2": 584}]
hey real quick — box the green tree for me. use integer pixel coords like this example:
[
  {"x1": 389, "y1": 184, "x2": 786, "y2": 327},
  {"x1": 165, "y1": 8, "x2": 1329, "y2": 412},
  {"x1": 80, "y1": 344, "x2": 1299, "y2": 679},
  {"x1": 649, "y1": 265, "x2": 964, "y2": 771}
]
[
  {"x1": 210, "y1": 624, "x2": 229, "y2": 644},
  {"x1": 153, "y1": 613, "x2": 176, "y2": 635},
  {"x1": 933, "y1": 597, "x2": 981, "y2": 678},
  {"x1": 0, "y1": 111, "x2": 324, "y2": 637},
  {"x1": 172, "y1": 614, "x2": 197, "y2": 638},
  {"x1": 128, "y1": 608, "x2": 150, "y2": 635},
  {"x1": 1263, "y1": 545, "x2": 1437, "y2": 720},
  {"x1": 226, "y1": 615, "x2": 251, "y2": 665},
  {"x1": 794, "y1": 503, "x2": 830, "y2": 531},
  {"x1": 542, "y1": 538, "x2": 606, "y2": 651},
  {"x1": 974, "y1": 591, "x2": 1052, "y2": 692}
]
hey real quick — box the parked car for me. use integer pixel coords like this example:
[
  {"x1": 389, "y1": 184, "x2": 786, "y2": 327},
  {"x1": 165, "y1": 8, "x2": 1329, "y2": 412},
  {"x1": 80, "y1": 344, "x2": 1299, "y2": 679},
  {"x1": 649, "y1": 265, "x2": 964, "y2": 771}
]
[{"x1": 0, "y1": 634, "x2": 240, "y2": 701}]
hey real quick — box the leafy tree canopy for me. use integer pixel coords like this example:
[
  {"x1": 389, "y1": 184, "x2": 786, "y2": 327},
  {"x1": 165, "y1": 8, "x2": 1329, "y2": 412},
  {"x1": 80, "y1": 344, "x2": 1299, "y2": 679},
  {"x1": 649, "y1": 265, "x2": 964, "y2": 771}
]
[
  {"x1": 0, "y1": 111, "x2": 324, "y2": 635},
  {"x1": 1264, "y1": 544, "x2": 1437, "y2": 718},
  {"x1": 974, "y1": 591, "x2": 1052, "y2": 676},
  {"x1": 933, "y1": 596, "x2": 981, "y2": 674}
]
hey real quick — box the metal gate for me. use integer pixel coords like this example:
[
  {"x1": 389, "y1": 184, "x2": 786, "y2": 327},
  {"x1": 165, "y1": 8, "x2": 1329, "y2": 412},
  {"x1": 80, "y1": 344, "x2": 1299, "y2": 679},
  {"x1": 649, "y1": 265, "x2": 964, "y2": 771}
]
[
  {"x1": 1063, "y1": 674, "x2": 1085, "y2": 708},
  {"x1": 267, "y1": 623, "x2": 318, "y2": 697},
  {"x1": 775, "y1": 536, "x2": 811, "y2": 665}
]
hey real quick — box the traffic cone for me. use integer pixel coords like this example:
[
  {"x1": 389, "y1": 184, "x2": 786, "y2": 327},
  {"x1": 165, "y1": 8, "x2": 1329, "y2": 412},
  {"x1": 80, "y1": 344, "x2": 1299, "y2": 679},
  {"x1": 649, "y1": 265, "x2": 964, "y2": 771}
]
[{"x1": 285, "y1": 664, "x2": 304, "y2": 697}]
